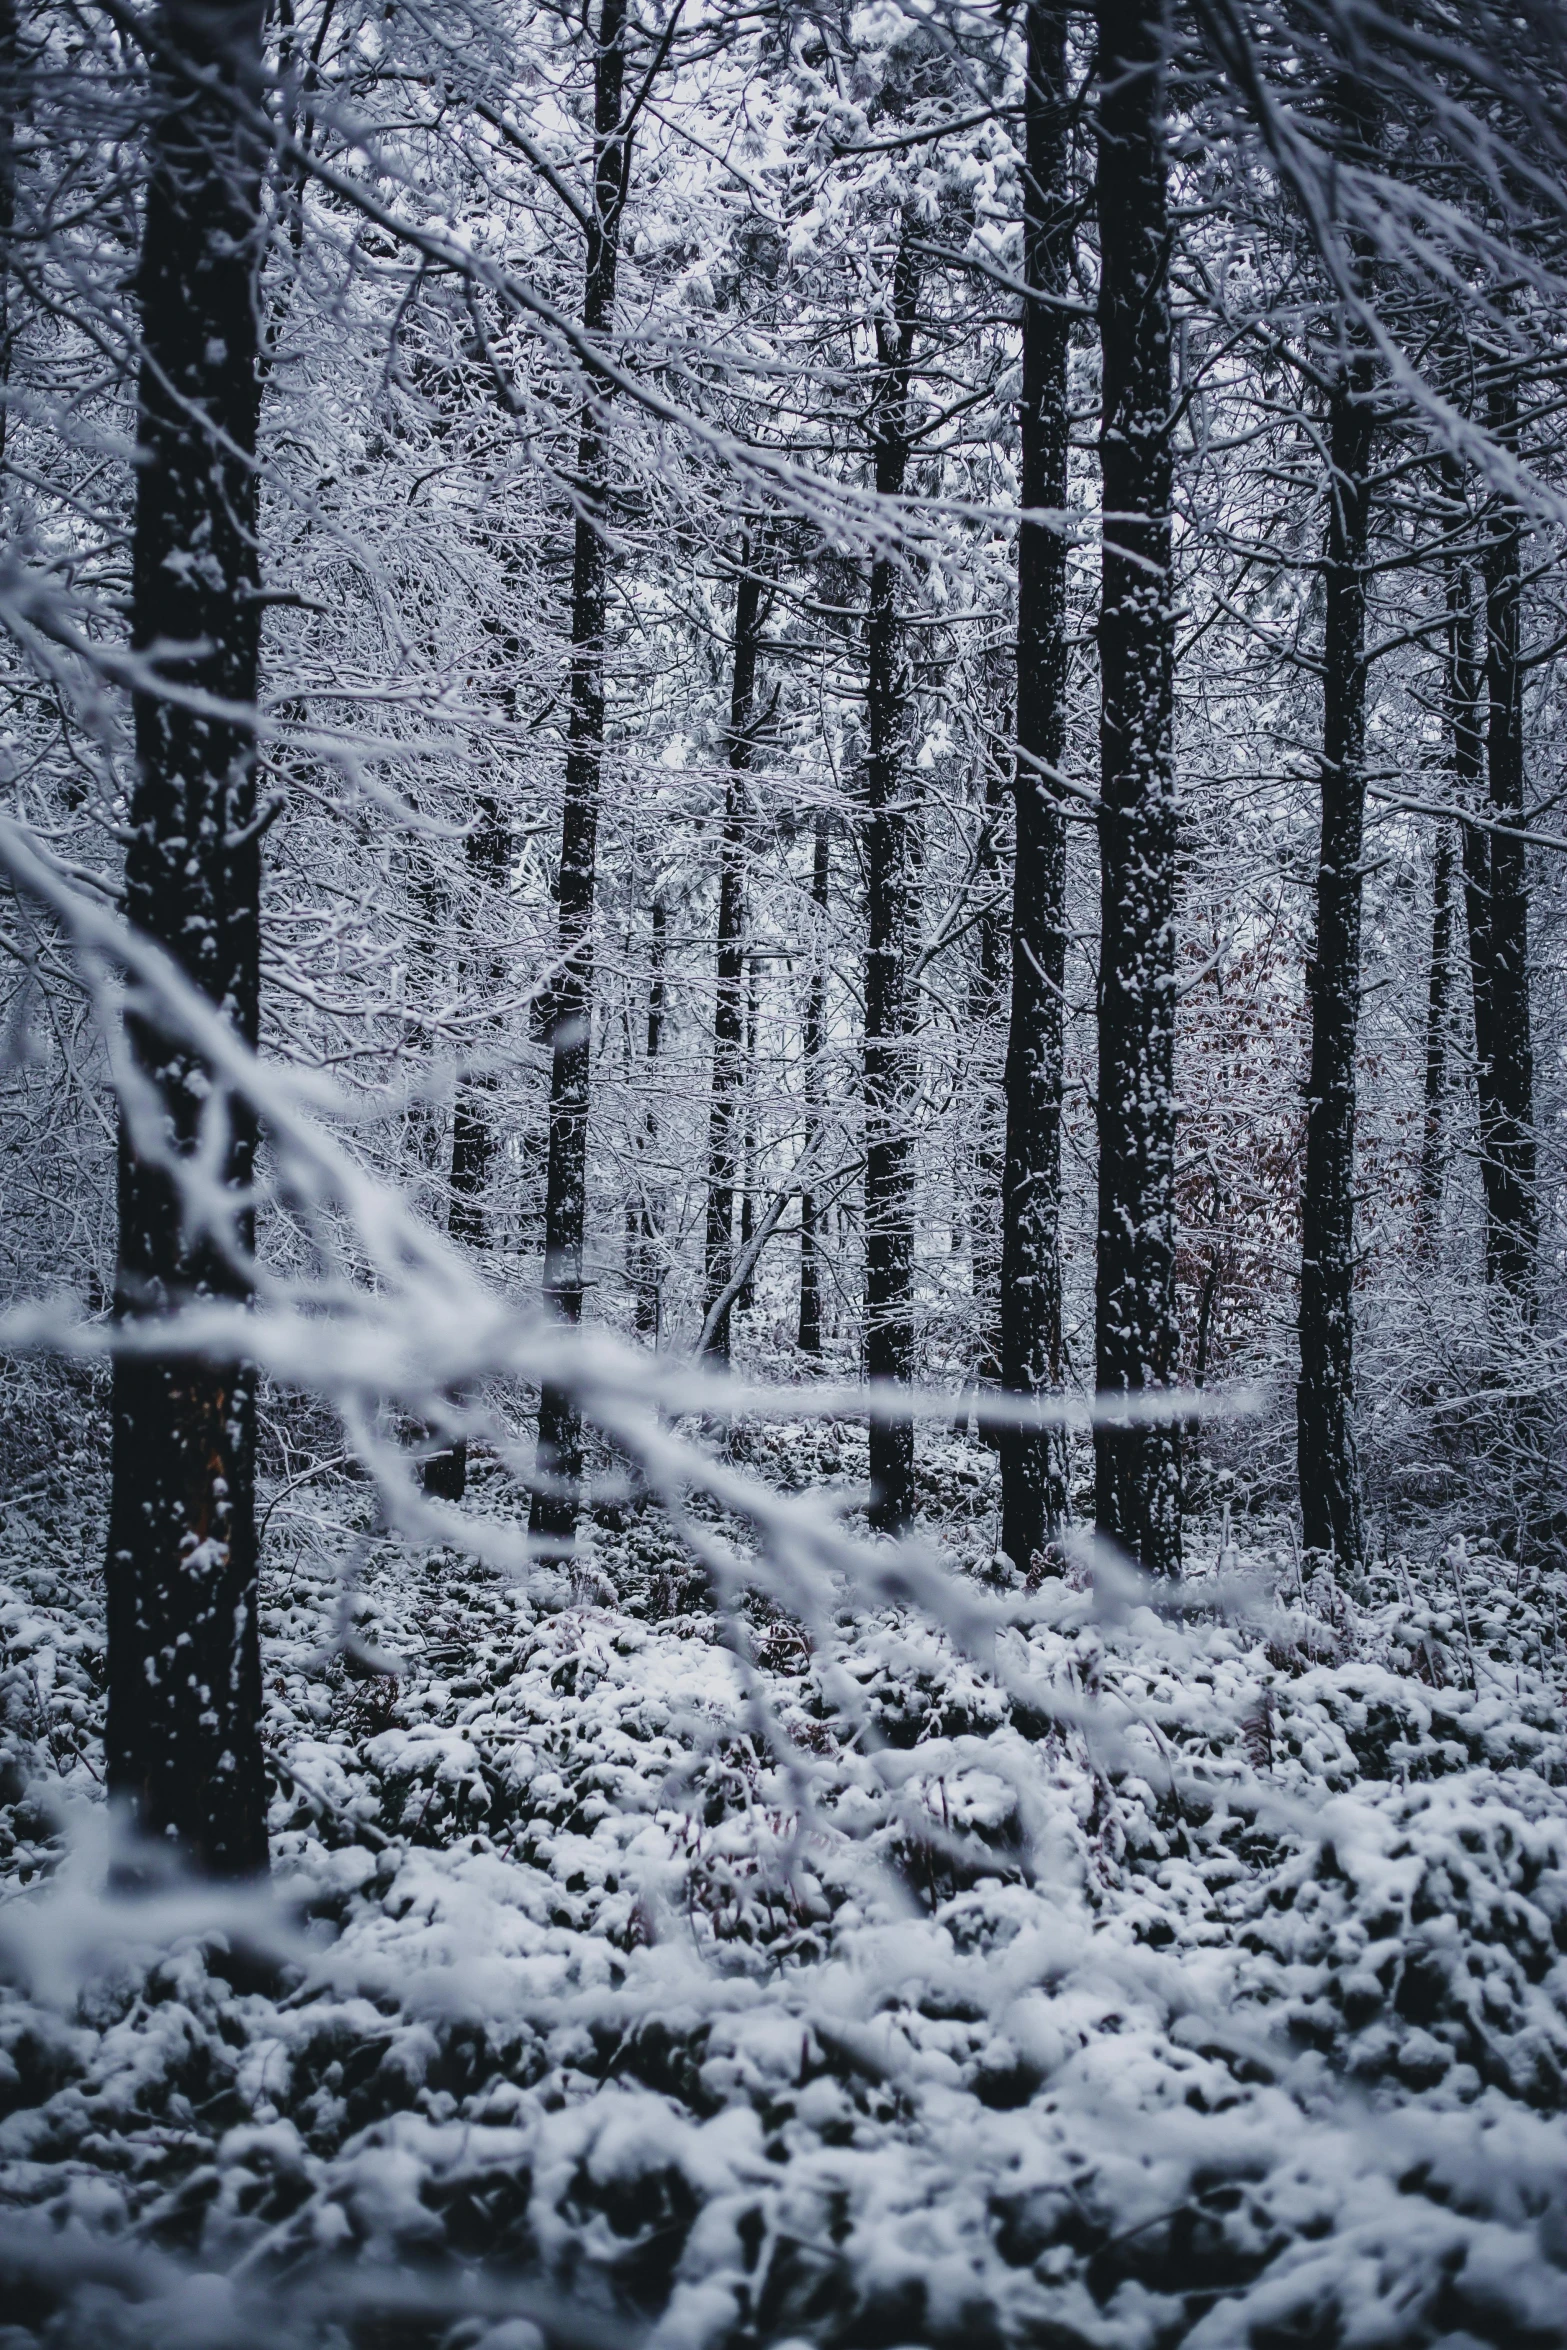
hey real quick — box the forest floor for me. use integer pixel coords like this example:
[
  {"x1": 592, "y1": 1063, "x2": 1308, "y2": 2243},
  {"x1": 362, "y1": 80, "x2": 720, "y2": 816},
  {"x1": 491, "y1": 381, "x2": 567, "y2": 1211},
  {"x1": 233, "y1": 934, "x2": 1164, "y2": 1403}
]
[{"x1": 0, "y1": 1415, "x2": 1563, "y2": 2349}]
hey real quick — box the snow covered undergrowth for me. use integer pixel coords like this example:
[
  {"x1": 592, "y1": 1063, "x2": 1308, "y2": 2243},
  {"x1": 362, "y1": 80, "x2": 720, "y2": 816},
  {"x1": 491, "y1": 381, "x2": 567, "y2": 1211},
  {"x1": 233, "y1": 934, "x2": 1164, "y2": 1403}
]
[{"x1": 0, "y1": 1429, "x2": 1564, "y2": 2350}]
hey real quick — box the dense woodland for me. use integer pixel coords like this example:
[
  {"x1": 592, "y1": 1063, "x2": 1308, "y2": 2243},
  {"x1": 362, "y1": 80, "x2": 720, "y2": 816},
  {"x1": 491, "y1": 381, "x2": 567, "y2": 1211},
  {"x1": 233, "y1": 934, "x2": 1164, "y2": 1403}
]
[{"x1": 0, "y1": 1, "x2": 1565, "y2": 2344}]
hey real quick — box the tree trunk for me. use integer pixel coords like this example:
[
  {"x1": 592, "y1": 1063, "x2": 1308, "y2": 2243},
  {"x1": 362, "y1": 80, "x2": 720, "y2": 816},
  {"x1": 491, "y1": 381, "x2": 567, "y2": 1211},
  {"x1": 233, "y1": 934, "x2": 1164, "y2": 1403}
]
[
  {"x1": 106, "y1": 0, "x2": 269, "y2": 1877},
  {"x1": 737, "y1": 953, "x2": 761, "y2": 1314},
  {"x1": 863, "y1": 222, "x2": 923, "y2": 1534},
  {"x1": 630, "y1": 893, "x2": 666, "y2": 1338},
  {"x1": 797, "y1": 810, "x2": 829, "y2": 1356},
  {"x1": 1446, "y1": 542, "x2": 1500, "y2": 1258},
  {"x1": 1416, "y1": 828, "x2": 1454, "y2": 1252},
  {"x1": 423, "y1": 794, "x2": 509, "y2": 1504},
  {"x1": 958, "y1": 697, "x2": 1009, "y2": 1446},
  {"x1": 1297, "y1": 340, "x2": 1373, "y2": 1573},
  {"x1": 532, "y1": 0, "x2": 631, "y2": 1547},
  {"x1": 1093, "y1": 0, "x2": 1181, "y2": 1575},
  {"x1": 702, "y1": 559, "x2": 763, "y2": 1361},
  {"x1": 1001, "y1": 0, "x2": 1071, "y2": 1564},
  {"x1": 0, "y1": 0, "x2": 16, "y2": 477},
  {"x1": 451, "y1": 820, "x2": 509, "y2": 1249},
  {"x1": 1194, "y1": 1240, "x2": 1222, "y2": 1389},
  {"x1": 1480, "y1": 414, "x2": 1537, "y2": 1300}
]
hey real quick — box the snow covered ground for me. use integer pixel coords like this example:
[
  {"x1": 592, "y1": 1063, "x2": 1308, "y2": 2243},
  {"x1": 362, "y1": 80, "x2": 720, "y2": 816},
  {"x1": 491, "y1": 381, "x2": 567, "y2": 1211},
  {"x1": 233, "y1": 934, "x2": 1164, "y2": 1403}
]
[{"x1": 0, "y1": 1425, "x2": 1563, "y2": 2349}]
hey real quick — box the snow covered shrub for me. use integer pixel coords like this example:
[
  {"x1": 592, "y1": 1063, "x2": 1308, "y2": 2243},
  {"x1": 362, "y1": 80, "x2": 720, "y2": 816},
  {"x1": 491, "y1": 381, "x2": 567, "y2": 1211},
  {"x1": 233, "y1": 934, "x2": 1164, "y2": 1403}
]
[{"x1": 1, "y1": 1451, "x2": 1565, "y2": 2349}]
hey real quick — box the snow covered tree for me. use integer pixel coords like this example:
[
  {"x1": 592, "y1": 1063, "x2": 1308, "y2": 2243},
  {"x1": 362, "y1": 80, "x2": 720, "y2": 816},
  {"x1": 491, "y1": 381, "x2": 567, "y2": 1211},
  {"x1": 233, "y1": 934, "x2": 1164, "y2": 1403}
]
[
  {"x1": 1092, "y1": 0, "x2": 1182, "y2": 1573},
  {"x1": 106, "y1": 0, "x2": 271, "y2": 1874},
  {"x1": 1297, "y1": 87, "x2": 1376, "y2": 1578},
  {"x1": 999, "y1": 0, "x2": 1073, "y2": 1570},
  {"x1": 533, "y1": 0, "x2": 638, "y2": 1548},
  {"x1": 862, "y1": 213, "x2": 924, "y2": 1532},
  {"x1": 702, "y1": 554, "x2": 765, "y2": 1364}
]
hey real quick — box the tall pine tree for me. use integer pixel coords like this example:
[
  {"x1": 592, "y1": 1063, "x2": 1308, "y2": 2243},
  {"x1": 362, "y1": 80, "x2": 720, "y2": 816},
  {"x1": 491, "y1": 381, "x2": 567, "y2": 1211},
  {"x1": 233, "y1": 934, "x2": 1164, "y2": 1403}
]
[
  {"x1": 1000, "y1": 0, "x2": 1072, "y2": 1569},
  {"x1": 1093, "y1": 0, "x2": 1181, "y2": 1574},
  {"x1": 106, "y1": 0, "x2": 271, "y2": 1874},
  {"x1": 532, "y1": 0, "x2": 633, "y2": 1546},
  {"x1": 862, "y1": 219, "x2": 923, "y2": 1533}
]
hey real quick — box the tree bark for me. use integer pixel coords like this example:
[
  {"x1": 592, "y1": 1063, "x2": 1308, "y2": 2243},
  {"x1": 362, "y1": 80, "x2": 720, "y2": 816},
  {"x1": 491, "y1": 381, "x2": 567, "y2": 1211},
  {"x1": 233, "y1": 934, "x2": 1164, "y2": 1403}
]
[
  {"x1": 532, "y1": 0, "x2": 631, "y2": 1546},
  {"x1": 423, "y1": 794, "x2": 509, "y2": 1504},
  {"x1": 0, "y1": 0, "x2": 16, "y2": 477},
  {"x1": 863, "y1": 221, "x2": 923, "y2": 1534},
  {"x1": 106, "y1": 0, "x2": 269, "y2": 1876},
  {"x1": 959, "y1": 718, "x2": 1009, "y2": 1446},
  {"x1": 1001, "y1": 0, "x2": 1072, "y2": 1565},
  {"x1": 702, "y1": 559, "x2": 763, "y2": 1361},
  {"x1": 449, "y1": 836, "x2": 504, "y2": 1262},
  {"x1": 1416, "y1": 827, "x2": 1454, "y2": 1253},
  {"x1": 1297, "y1": 336, "x2": 1373, "y2": 1573},
  {"x1": 1446, "y1": 541, "x2": 1500, "y2": 1258},
  {"x1": 797, "y1": 810, "x2": 829, "y2": 1356},
  {"x1": 737, "y1": 952, "x2": 761, "y2": 1314},
  {"x1": 1093, "y1": 0, "x2": 1181, "y2": 1575},
  {"x1": 630, "y1": 893, "x2": 666, "y2": 1338},
  {"x1": 1479, "y1": 410, "x2": 1537, "y2": 1300}
]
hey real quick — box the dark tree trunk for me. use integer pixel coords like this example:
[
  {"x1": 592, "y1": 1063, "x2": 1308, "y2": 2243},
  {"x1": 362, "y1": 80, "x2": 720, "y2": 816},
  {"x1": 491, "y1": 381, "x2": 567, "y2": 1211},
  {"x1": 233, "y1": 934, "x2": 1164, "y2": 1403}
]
[
  {"x1": 737, "y1": 953, "x2": 760, "y2": 1314},
  {"x1": 630, "y1": 894, "x2": 666, "y2": 1338},
  {"x1": 423, "y1": 795, "x2": 509, "y2": 1504},
  {"x1": 1480, "y1": 422, "x2": 1537, "y2": 1300},
  {"x1": 1446, "y1": 544, "x2": 1500, "y2": 1245},
  {"x1": 1001, "y1": 0, "x2": 1071, "y2": 1564},
  {"x1": 863, "y1": 222, "x2": 923, "y2": 1534},
  {"x1": 106, "y1": 0, "x2": 269, "y2": 1876},
  {"x1": 702, "y1": 560, "x2": 763, "y2": 1361},
  {"x1": 1092, "y1": 0, "x2": 1181, "y2": 1574},
  {"x1": 1416, "y1": 828, "x2": 1455, "y2": 1251},
  {"x1": 0, "y1": 0, "x2": 16, "y2": 476},
  {"x1": 450, "y1": 932, "x2": 501, "y2": 1261},
  {"x1": 954, "y1": 698, "x2": 1010, "y2": 1445},
  {"x1": 797, "y1": 810, "x2": 829, "y2": 1356},
  {"x1": 403, "y1": 860, "x2": 454, "y2": 1202},
  {"x1": 532, "y1": 0, "x2": 631, "y2": 1546},
  {"x1": 1297, "y1": 327, "x2": 1374, "y2": 1572},
  {"x1": 1194, "y1": 1241, "x2": 1222, "y2": 1390}
]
